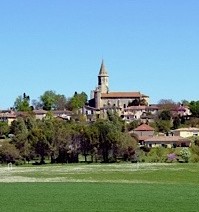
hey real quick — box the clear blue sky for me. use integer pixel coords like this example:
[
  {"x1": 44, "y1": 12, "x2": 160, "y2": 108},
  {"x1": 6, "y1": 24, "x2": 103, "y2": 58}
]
[{"x1": 0, "y1": 0, "x2": 199, "y2": 109}]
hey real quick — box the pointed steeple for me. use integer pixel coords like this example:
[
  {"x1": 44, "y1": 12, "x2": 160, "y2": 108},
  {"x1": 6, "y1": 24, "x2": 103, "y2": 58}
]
[
  {"x1": 98, "y1": 60, "x2": 109, "y2": 93},
  {"x1": 98, "y1": 60, "x2": 108, "y2": 76}
]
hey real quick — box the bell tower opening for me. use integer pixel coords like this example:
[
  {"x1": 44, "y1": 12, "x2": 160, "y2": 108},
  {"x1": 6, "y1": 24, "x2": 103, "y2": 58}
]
[{"x1": 98, "y1": 60, "x2": 109, "y2": 93}]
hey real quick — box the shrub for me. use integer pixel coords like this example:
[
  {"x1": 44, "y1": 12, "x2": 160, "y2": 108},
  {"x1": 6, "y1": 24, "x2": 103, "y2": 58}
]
[
  {"x1": 180, "y1": 148, "x2": 191, "y2": 163},
  {"x1": 167, "y1": 153, "x2": 176, "y2": 163}
]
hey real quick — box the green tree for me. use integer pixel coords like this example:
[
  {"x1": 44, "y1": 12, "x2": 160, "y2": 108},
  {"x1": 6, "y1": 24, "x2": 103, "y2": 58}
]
[
  {"x1": 189, "y1": 101, "x2": 199, "y2": 117},
  {"x1": 55, "y1": 94, "x2": 67, "y2": 110},
  {"x1": 40, "y1": 90, "x2": 57, "y2": 110},
  {"x1": 30, "y1": 127, "x2": 49, "y2": 164},
  {"x1": 14, "y1": 93, "x2": 31, "y2": 111},
  {"x1": 126, "y1": 120, "x2": 139, "y2": 131},
  {"x1": 10, "y1": 117, "x2": 28, "y2": 135},
  {"x1": 94, "y1": 120, "x2": 121, "y2": 162},
  {"x1": 172, "y1": 116, "x2": 181, "y2": 129},
  {"x1": 68, "y1": 92, "x2": 87, "y2": 111},
  {"x1": 40, "y1": 91, "x2": 68, "y2": 111},
  {"x1": 159, "y1": 110, "x2": 172, "y2": 120},
  {"x1": 155, "y1": 120, "x2": 172, "y2": 133},
  {"x1": 10, "y1": 117, "x2": 34, "y2": 162},
  {"x1": 0, "y1": 122, "x2": 9, "y2": 137},
  {"x1": 78, "y1": 125, "x2": 94, "y2": 162},
  {"x1": 0, "y1": 143, "x2": 20, "y2": 163}
]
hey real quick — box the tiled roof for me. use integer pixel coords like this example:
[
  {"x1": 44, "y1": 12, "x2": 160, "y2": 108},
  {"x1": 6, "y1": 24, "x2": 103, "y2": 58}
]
[
  {"x1": 125, "y1": 106, "x2": 146, "y2": 110},
  {"x1": 100, "y1": 106, "x2": 121, "y2": 110},
  {"x1": 0, "y1": 113, "x2": 16, "y2": 118},
  {"x1": 52, "y1": 110, "x2": 73, "y2": 115},
  {"x1": 172, "y1": 127, "x2": 199, "y2": 132},
  {"x1": 101, "y1": 92, "x2": 145, "y2": 98},
  {"x1": 125, "y1": 105, "x2": 158, "y2": 111},
  {"x1": 84, "y1": 105, "x2": 98, "y2": 111},
  {"x1": 134, "y1": 124, "x2": 155, "y2": 131},
  {"x1": 33, "y1": 109, "x2": 48, "y2": 115},
  {"x1": 138, "y1": 136, "x2": 152, "y2": 141},
  {"x1": 144, "y1": 136, "x2": 190, "y2": 143}
]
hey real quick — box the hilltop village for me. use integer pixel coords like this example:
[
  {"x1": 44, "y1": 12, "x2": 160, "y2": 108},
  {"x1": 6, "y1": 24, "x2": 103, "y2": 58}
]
[{"x1": 0, "y1": 61, "x2": 199, "y2": 164}]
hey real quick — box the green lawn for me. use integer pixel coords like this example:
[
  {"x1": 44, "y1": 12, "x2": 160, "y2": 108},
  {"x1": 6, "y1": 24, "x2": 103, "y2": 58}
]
[{"x1": 0, "y1": 163, "x2": 199, "y2": 211}]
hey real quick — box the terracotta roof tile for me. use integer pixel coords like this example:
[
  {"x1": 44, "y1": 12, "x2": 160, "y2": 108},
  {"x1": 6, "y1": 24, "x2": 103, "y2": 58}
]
[
  {"x1": 33, "y1": 109, "x2": 48, "y2": 114},
  {"x1": 144, "y1": 136, "x2": 191, "y2": 143},
  {"x1": 101, "y1": 92, "x2": 143, "y2": 98}
]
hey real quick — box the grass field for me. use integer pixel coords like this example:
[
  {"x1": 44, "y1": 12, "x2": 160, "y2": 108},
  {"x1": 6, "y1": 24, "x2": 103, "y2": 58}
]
[{"x1": 0, "y1": 163, "x2": 199, "y2": 211}]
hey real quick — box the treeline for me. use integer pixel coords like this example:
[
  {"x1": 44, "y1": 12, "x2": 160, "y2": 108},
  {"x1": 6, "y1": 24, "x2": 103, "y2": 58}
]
[
  {"x1": 0, "y1": 112, "x2": 137, "y2": 164},
  {"x1": 14, "y1": 91, "x2": 87, "y2": 111}
]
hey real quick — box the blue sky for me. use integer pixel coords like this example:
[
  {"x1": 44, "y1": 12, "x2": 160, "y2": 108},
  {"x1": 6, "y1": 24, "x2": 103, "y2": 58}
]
[{"x1": 0, "y1": 0, "x2": 199, "y2": 108}]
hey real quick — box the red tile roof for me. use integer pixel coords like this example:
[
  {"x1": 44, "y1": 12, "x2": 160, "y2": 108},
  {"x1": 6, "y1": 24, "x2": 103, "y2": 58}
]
[
  {"x1": 33, "y1": 109, "x2": 48, "y2": 115},
  {"x1": 125, "y1": 106, "x2": 146, "y2": 110},
  {"x1": 0, "y1": 113, "x2": 16, "y2": 118},
  {"x1": 101, "y1": 92, "x2": 147, "y2": 98},
  {"x1": 134, "y1": 123, "x2": 155, "y2": 131},
  {"x1": 144, "y1": 136, "x2": 190, "y2": 143}
]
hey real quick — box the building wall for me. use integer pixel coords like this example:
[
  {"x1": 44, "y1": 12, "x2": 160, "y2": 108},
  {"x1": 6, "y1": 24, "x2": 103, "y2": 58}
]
[
  {"x1": 100, "y1": 98, "x2": 141, "y2": 109},
  {"x1": 173, "y1": 131, "x2": 199, "y2": 138},
  {"x1": 134, "y1": 131, "x2": 154, "y2": 137}
]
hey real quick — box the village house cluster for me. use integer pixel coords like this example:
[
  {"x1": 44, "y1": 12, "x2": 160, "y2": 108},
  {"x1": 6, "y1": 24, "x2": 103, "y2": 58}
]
[{"x1": 0, "y1": 61, "x2": 195, "y2": 148}]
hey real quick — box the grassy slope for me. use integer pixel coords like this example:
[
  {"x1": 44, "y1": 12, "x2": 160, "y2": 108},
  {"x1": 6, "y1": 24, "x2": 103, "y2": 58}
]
[
  {"x1": 0, "y1": 183, "x2": 199, "y2": 212},
  {"x1": 1, "y1": 163, "x2": 199, "y2": 211}
]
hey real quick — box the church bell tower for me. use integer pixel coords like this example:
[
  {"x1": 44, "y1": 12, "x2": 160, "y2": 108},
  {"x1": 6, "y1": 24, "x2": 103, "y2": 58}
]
[{"x1": 98, "y1": 60, "x2": 109, "y2": 93}]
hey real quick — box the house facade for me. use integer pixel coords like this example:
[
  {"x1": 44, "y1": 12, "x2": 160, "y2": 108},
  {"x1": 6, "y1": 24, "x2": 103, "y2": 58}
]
[
  {"x1": 122, "y1": 105, "x2": 158, "y2": 122},
  {"x1": 0, "y1": 110, "x2": 16, "y2": 125},
  {"x1": 172, "y1": 128, "x2": 199, "y2": 138}
]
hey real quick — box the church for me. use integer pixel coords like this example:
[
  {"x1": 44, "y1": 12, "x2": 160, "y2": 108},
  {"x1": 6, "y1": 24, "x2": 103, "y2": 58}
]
[
  {"x1": 82, "y1": 61, "x2": 152, "y2": 122},
  {"x1": 89, "y1": 61, "x2": 149, "y2": 110}
]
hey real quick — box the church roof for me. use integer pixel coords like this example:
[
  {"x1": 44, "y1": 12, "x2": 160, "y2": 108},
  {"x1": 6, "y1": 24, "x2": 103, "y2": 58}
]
[
  {"x1": 98, "y1": 60, "x2": 108, "y2": 76},
  {"x1": 101, "y1": 92, "x2": 147, "y2": 98}
]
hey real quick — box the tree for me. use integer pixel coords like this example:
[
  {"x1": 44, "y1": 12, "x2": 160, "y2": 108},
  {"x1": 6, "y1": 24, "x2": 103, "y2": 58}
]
[
  {"x1": 94, "y1": 120, "x2": 122, "y2": 162},
  {"x1": 10, "y1": 117, "x2": 28, "y2": 135},
  {"x1": 40, "y1": 91, "x2": 68, "y2": 111},
  {"x1": 67, "y1": 92, "x2": 87, "y2": 111},
  {"x1": 126, "y1": 120, "x2": 140, "y2": 131},
  {"x1": 107, "y1": 109, "x2": 125, "y2": 132},
  {"x1": 54, "y1": 94, "x2": 67, "y2": 110},
  {"x1": 158, "y1": 99, "x2": 176, "y2": 111},
  {"x1": 30, "y1": 127, "x2": 50, "y2": 164},
  {"x1": 0, "y1": 143, "x2": 20, "y2": 163},
  {"x1": 10, "y1": 116, "x2": 34, "y2": 162},
  {"x1": 172, "y1": 116, "x2": 181, "y2": 129},
  {"x1": 189, "y1": 101, "x2": 199, "y2": 117},
  {"x1": 40, "y1": 90, "x2": 57, "y2": 111},
  {"x1": 32, "y1": 99, "x2": 43, "y2": 110},
  {"x1": 79, "y1": 125, "x2": 94, "y2": 162},
  {"x1": 181, "y1": 100, "x2": 189, "y2": 106},
  {"x1": 14, "y1": 93, "x2": 31, "y2": 111},
  {"x1": 0, "y1": 122, "x2": 9, "y2": 137},
  {"x1": 155, "y1": 120, "x2": 172, "y2": 133},
  {"x1": 159, "y1": 110, "x2": 172, "y2": 121}
]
